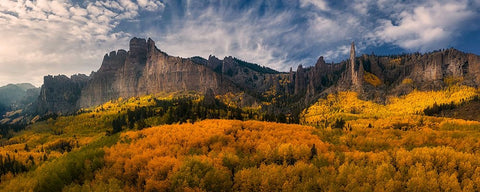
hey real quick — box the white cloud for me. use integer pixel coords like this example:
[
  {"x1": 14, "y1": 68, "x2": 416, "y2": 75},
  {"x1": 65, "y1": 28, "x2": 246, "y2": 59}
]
[
  {"x1": 323, "y1": 45, "x2": 350, "y2": 60},
  {"x1": 0, "y1": 0, "x2": 165, "y2": 86},
  {"x1": 146, "y1": 6, "x2": 296, "y2": 71},
  {"x1": 138, "y1": 0, "x2": 165, "y2": 11},
  {"x1": 300, "y1": 0, "x2": 329, "y2": 11},
  {"x1": 144, "y1": 1, "x2": 374, "y2": 71},
  {"x1": 352, "y1": 0, "x2": 372, "y2": 15},
  {"x1": 374, "y1": 0, "x2": 475, "y2": 51}
]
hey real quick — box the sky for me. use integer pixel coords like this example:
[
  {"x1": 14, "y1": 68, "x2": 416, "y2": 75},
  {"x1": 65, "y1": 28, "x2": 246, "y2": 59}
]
[{"x1": 0, "y1": 0, "x2": 479, "y2": 87}]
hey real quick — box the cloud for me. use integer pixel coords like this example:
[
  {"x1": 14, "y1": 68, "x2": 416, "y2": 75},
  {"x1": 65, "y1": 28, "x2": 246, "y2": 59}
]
[
  {"x1": 374, "y1": 0, "x2": 476, "y2": 51},
  {"x1": 143, "y1": 0, "x2": 373, "y2": 71},
  {"x1": 137, "y1": 0, "x2": 165, "y2": 11},
  {"x1": 323, "y1": 45, "x2": 350, "y2": 61},
  {"x1": 0, "y1": 0, "x2": 479, "y2": 87},
  {"x1": 300, "y1": 0, "x2": 329, "y2": 11},
  {"x1": 145, "y1": 3, "x2": 299, "y2": 72},
  {"x1": 0, "y1": 0, "x2": 164, "y2": 86}
]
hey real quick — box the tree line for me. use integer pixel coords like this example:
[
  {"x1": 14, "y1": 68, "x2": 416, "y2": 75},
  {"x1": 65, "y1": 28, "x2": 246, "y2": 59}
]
[{"x1": 108, "y1": 96, "x2": 293, "y2": 135}]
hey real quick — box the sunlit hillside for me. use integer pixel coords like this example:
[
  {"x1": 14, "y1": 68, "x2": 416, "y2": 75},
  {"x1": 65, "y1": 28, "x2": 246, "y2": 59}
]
[
  {"x1": 302, "y1": 85, "x2": 479, "y2": 126},
  {"x1": 1, "y1": 87, "x2": 480, "y2": 191},
  {"x1": 3, "y1": 118, "x2": 480, "y2": 191}
]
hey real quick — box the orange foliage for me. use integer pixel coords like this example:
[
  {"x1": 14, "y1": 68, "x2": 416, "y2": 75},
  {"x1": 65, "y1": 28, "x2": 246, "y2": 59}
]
[{"x1": 99, "y1": 120, "x2": 328, "y2": 191}]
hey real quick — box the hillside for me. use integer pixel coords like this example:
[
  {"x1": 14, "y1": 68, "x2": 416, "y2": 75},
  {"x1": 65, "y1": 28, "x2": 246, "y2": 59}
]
[
  {"x1": 302, "y1": 85, "x2": 478, "y2": 126},
  {"x1": 0, "y1": 85, "x2": 478, "y2": 191},
  {"x1": 2, "y1": 114, "x2": 480, "y2": 191}
]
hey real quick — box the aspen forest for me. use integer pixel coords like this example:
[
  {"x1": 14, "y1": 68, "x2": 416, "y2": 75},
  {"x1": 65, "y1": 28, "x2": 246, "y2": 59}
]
[{"x1": 0, "y1": 85, "x2": 478, "y2": 191}]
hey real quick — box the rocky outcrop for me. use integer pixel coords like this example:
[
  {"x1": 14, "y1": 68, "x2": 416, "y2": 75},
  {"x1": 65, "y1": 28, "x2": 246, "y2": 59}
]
[
  {"x1": 350, "y1": 42, "x2": 364, "y2": 90},
  {"x1": 202, "y1": 55, "x2": 287, "y2": 99},
  {"x1": 294, "y1": 65, "x2": 306, "y2": 95},
  {"x1": 379, "y1": 49, "x2": 476, "y2": 87},
  {"x1": 206, "y1": 55, "x2": 222, "y2": 73},
  {"x1": 336, "y1": 42, "x2": 363, "y2": 92},
  {"x1": 36, "y1": 74, "x2": 89, "y2": 114},
  {"x1": 38, "y1": 38, "x2": 284, "y2": 114},
  {"x1": 78, "y1": 38, "x2": 238, "y2": 108},
  {"x1": 347, "y1": 48, "x2": 480, "y2": 99}
]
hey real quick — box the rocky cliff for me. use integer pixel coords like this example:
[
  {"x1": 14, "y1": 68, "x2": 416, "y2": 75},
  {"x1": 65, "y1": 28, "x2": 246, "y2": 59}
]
[
  {"x1": 78, "y1": 38, "x2": 242, "y2": 109},
  {"x1": 36, "y1": 38, "x2": 245, "y2": 114},
  {"x1": 34, "y1": 37, "x2": 480, "y2": 115},
  {"x1": 36, "y1": 74, "x2": 89, "y2": 114},
  {"x1": 284, "y1": 43, "x2": 480, "y2": 105},
  {"x1": 353, "y1": 48, "x2": 480, "y2": 100}
]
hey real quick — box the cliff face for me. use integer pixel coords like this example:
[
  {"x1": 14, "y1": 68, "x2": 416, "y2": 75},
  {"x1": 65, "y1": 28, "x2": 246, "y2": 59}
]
[
  {"x1": 198, "y1": 55, "x2": 289, "y2": 104},
  {"x1": 287, "y1": 44, "x2": 480, "y2": 105},
  {"x1": 359, "y1": 48, "x2": 480, "y2": 93},
  {"x1": 34, "y1": 37, "x2": 480, "y2": 115},
  {"x1": 331, "y1": 47, "x2": 480, "y2": 102},
  {"x1": 78, "y1": 38, "x2": 237, "y2": 108},
  {"x1": 39, "y1": 38, "x2": 285, "y2": 114},
  {"x1": 36, "y1": 74, "x2": 89, "y2": 114}
]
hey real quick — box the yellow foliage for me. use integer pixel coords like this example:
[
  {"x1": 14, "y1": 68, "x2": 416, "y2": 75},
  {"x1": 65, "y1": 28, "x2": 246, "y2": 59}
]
[
  {"x1": 389, "y1": 58, "x2": 402, "y2": 65},
  {"x1": 364, "y1": 72, "x2": 382, "y2": 87},
  {"x1": 3, "y1": 84, "x2": 480, "y2": 191},
  {"x1": 402, "y1": 78, "x2": 413, "y2": 84},
  {"x1": 303, "y1": 86, "x2": 478, "y2": 125},
  {"x1": 93, "y1": 119, "x2": 480, "y2": 191}
]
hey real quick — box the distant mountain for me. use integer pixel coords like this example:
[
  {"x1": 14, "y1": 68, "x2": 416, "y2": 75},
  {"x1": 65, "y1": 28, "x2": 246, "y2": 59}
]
[
  {"x1": 0, "y1": 103, "x2": 5, "y2": 116},
  {"x1": 0, "y1": 83, "x2": 39, "y2": 119},
  {"x1": 0, "y1": 83, "x2": 38, "y2": 108},
  {"x1": 32, "y1": 37, "x2": 480, "y2": 118}
]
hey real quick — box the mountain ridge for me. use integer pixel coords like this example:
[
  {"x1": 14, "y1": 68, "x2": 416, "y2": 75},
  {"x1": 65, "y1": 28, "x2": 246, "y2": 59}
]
[{"x1": 24, "y1": 37, "x2": 480, "y2": 119}]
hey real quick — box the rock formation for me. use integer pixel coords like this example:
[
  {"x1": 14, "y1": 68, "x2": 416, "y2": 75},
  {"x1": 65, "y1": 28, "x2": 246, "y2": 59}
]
[
  {"x1": 337, "y1": 42, "x2": 364, "y2": 92},
  {"x1": 349, "y1": 42, "x2": 363, "y2": 90},
  {"x1": 33, "y1": 37, "x2": 480, "y2": 115},
  {"x1": 294, "y1": 65, "x2": 306, "y2": 95},
  {"x1": 35, "y1": 38, "x2": 291, "y2": 115},
  {"x1": 36, "y1": 74, "x2": 89, "y2": 114},
  {"x1": 78, "y1": 38, "x2": 239, "y2": 108}
]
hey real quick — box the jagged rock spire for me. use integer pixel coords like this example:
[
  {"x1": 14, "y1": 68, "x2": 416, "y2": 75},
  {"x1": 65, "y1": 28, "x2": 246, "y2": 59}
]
[
  {"x1": 350, "y1": 41, "x2": 356, "y2": 83},
  {"x1": 350, "y1": 42, "x2": 355, "y2": 59},
  {"x1": 349, "y1": 41, "x2": 363, "y2": 90}
]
